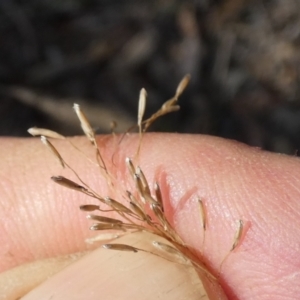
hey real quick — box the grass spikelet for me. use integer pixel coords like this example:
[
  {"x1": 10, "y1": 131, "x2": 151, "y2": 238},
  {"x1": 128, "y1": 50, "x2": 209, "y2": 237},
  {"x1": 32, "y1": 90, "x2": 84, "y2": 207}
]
[
  {"x1": 154, "y1": 182, "x2": 164, "y2": 212},
  {"x1": 136, "y1": 166, "x2": 151, "y2": 196},
  {"x1": 198, "y1": 198, "x2": 207, "y2": 231},
  {"x1": 175, "y1": 74, "x2": 191, "y2": 98},
  {"x1": 152, "y1": 241, "x2": 189, "y2": 263},
  {"x1": 73, "y1": 103, "x2": 108, "y2": 176},
  {"x1": 231, "y1": 219, "x2": 244, "y2": 251},
  {"x1": 31, "y1": 75, "x2": 245, "y2": 296},
  {"x1": 73, "y1": 103, "x2": 95, "y2": 143},
  {"x1": 102, "y1": 244, "x2": 139, "y2": 253},
  {"x1": 28, "y1": 127, "x2": 65, "y2": 139},
  {"x1": 80, "y1": 204, "x2": 100, "y2": 212},
  {"x1": 150, "y1": 202, "x2": 175, "y2": 234},
  {"x1": 51, "y1": 175, "x2": 102, "y2": 199},
  {"x1": 104, "y1": 197, "x2": 133, "y2": 215},
  {"x1": 86, "y1": 214, "x2": 123, "y2": 224},
  {"x1": 51, "y1": 176, "x2": 87, "y2": 193},
  {"x1": 90, "y1": 223, "x2": 125, "y2": 231},
  {"x1": 136, "y1": 88, "x2": 147, "y2": 156},
  {"x1": 129, "y1": 201, "x2": 149, "y2": 221},
  {"x1": 125, "y1": 157, "x2": 136, "y2": 178},
  {"x1": 218, "y1": 219, "x2": 245, "y2": 278},
  {"x1": 138, "y1": 88, "x2": 147, "y2": 131},
  {"x1": 41, "y1": 136, "x2": 65, "y2": 168},
  {"x1": 133, "y1": 174, "x2": 147, "y2": 201}
]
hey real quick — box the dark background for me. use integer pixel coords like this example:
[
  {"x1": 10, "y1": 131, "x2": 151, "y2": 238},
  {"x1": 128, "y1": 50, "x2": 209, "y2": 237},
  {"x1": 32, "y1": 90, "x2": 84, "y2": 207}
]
[{"x1": 1, "y1": 0, "x2": 300, "y2": 154}]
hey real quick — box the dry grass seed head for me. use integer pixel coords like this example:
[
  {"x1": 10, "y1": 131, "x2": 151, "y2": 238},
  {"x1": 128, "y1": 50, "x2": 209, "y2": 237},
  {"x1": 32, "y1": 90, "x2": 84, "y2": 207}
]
[
  {"x1": 217, "y1": 220, "x2": 245, "y2": 279},
  {"x1": 102, "y1": 243, "x2": 139, "y2": 253},
  {"x1": 51, "y1": 176, "x2": 87, "y2": 193},
  {"x1": 133, "y1": 174, "x2": 147, "y2": 201},
  {"x1": 142, "y1": 74, "x2": 190, "y2": 131},
  {"x1": 73, "y1": 103, "x2": 95, "y2": 143},
  {"x1": 175, "y1": 74, "x2": 191, "y2": 98},
  {"x1": 125, "y1": 157, "x2": 136, "y2": 178},
  {"x1": 150, "y1": 202, "x2": 171, "y2": 232},
  {"x1": 136, "y1": 88, "x2": 147, "y2": 157},
  {"x1": 198, "y1": 198, "x2": 207, "y2": 231},
  {"x1": 90, "y1": 223, "x2": 125, "y2": 232},
  {"x1": 154, "y1": 182, "x2": 164, "y2": 212},
  {"x1": 126, "y1": 191, "x2": 150, "y2": 221},
  {"x1": 129, "y1": 200, "x2": 148, "y2": 221},
  {"x1": 104, "y1": 197, "x2": 133, "y2": 215},
  {"x1": 80, "y1": 204, "x2": 100, "y2": 212},
  {"x1": 34, "y1": 75, "x2": 247, "y2": 288},
  {"x1": 231, "y1": 220, "x2": 244, "y2": 251},
  {"x1": 86, "y1": 214, "x2": 123, "y2": 225},
  {"x1": 143, "y1": 194, "x2": 159, "y2": 207},
  {"x1": 138, "y1": 88, "x2": 147, "y2": 129},
  {"x1": 152, "y1": 241, "x2": 189, "y2": 263},
  {"x1": 136, "y1": 166, "x2": 151, "y2": 196},
  {"x1": 73, "y1": 103, "x2": 108, "y2": 175},
  {"x1": 28, "y1": 127, "x2": 65, "y2": 139},
  {"x1": 41, "y1": 136, "x2": 65, "y2": 168}
]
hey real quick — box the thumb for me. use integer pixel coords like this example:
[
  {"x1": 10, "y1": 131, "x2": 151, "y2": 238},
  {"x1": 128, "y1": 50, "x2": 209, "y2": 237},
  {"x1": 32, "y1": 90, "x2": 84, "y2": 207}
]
[{"x1": 20, "y1": 232, "x2": 227, "y2": 300}]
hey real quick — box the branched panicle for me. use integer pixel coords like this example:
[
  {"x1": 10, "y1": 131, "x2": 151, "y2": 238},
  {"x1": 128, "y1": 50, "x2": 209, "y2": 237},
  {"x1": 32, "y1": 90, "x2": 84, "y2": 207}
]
[{"x1": 29, "y1": 75, "x2": 244, "y2": 283}]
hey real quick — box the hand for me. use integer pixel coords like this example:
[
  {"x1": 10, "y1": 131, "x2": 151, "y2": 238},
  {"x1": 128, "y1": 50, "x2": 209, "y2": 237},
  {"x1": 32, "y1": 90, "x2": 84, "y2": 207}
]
[{"x1": 1, "y1": 134, "x2": 300, "y2": 300}]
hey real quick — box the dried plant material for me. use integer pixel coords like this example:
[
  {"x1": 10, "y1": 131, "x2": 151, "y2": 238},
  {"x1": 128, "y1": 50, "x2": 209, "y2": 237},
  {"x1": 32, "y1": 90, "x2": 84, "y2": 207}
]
[
  {"x1": 126, "y1": 190, "x2": 137, "y2": 203},
  {"x1": 74, "y1": 103, "x2": 109, "y2": 175},
  {"x1": 125, "y1": 157, "x2": 136, "y2": 178},
  {"x1": 137, "y1": 88, "x2": 147, "y2": 129},
  {"x1": 31, "y1": 75, "x2": 245, "y2": 299},
  {"x1": 136, "y1": 166, "x2": 151, "y2": 196},
  {"x1": 121, "y1": 223, "x2": 144, "y2": 230},
  {"x1": 143, "y1": 194, "x2": 159, "y2": 206},
  {"x1": 136, "y1": 88, "x2": 147, "y2": 156},
  {"x1": 90, "y1": 223, "x2": 125, "y2": 231},
  {"x1": 86, "y1": 214, "x2": 123, "y2": 225},
  {"x1": 154, "y1": 182, "x2": 164, "y2": 212},
  {"x1": 104, "y1": 197, "x2": 133, "y2": 215},
  {"x1": 28, "y1": 127, "x2": 65, "y2": 139},
  {"x1": 129, "y1": 200, "x2": 148, "y2": 221},
  {"x1": 150, "y1": 202, "x2": 173, "y2": 233},
  {"x1": 143, "y1": 101, "x2": 180, "y2": 132},
  {"x1": 80, "y1": 204, "x2": 100, "y2": 212},
  {"x1": 143, "y1": 74, "x2": 190, "y2": 131},
  {"x1": 51, "y1": 176, "x2": 88, "y2": 193},
  {"x1": 175, "y1": 74, "x2": 191, "y2": 98},
  {"x1": 218, "y1": 219, "x2": 245, "y2": 278},
  {"x1": 102, "y1": 243, "x2": 139, "y2": 253},
  {"x1": 231, "y1": 219, "x2": 244, "y2": 251},
  {"x1": 133, "y1": 174, "x2": 146, "y2": 200},
  {"x1": 73, "y1": 103, "x2": 95, "y2": 143},
  {"x1": 41, "y1": 136, "x2": 65, "y2": 168},
  {"x1": 27, "y1": 127, "x2": 96, "y2": 169},
  {"x1": 198, "y1": 198, "x2": 207, "y2": 230},
  {"x1": 152, "y1": 241, "x2": 188, "y2": 263}
]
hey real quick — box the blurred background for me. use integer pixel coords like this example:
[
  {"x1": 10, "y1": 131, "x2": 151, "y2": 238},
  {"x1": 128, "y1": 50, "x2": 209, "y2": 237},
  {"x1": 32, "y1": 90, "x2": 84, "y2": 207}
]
[{"x1": 1, "y1": 0, "x2": 300, "y2": 154}]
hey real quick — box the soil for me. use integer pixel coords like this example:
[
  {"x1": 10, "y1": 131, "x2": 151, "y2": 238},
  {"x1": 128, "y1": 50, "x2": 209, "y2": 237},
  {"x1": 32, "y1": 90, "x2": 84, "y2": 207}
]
[{"x1": 1, "y1": 0, "x2": 300, "y2": 154}]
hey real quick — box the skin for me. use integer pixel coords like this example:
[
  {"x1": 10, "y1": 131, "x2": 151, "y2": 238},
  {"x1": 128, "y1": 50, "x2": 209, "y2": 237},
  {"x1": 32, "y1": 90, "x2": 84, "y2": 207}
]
[{"x1": 0, "y1": 134, "x2": 300, "y2": 299}]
